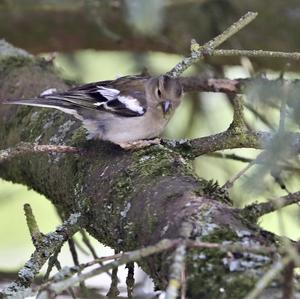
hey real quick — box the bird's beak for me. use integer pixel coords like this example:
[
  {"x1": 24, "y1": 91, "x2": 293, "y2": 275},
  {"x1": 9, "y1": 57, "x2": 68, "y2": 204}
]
[{"x1": 161, "y1": 100, "x2": 171, "y2": 113}]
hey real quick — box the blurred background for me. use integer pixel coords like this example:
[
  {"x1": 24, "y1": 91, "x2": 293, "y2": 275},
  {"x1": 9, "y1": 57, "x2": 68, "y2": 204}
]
[{"x1": 0, "y1": 0, "x2": 300, "y2": 297}]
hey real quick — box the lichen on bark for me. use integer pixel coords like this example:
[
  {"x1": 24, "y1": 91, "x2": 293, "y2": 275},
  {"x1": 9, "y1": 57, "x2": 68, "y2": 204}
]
[{"x1": 0, "y1": 42, "x2": 296, "y2": 299}]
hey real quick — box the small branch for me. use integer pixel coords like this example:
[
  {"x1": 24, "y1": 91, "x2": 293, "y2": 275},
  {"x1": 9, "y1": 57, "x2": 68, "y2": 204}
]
[
  {"x1": 167, "y1": 12, "x2": 258, "y2": 77},
  {"x1": 244, "y1": 102, "x2": 275, "y2": 130},
  {"x1": 165, "y1": 222, "x2": 192, "y2": 299},
  {"x1": 209, "y1": 153, "x2": 300, "y2": 175},
  {"x1": 126, "y1": 263, "x2": 134, "y2": 299},
  {"x1": 81, "y1": 230, "x2": 98, "y2": 258},
  {"x1": 165, "y1": 130, "x2": 300, "y2": 158},
  {"x1": 38, "y1": 239, "x2": 179, "y2": 296},
  {"x1": 24, "y1": 203, "x2": 44, "y2": 246},
  {"x1": 165, "y1": 242, "x2": 187, "y2": 299},
  {"x1": 0, "y1": 142, "x2": 81, "y2": 163},
  {"x1": 223, "y1": 159, "x2": 256, "y2": 189},
  {"x1": 163, "y1": 130, "x2": 267, "y2": 158},
  {"x1": 243, "y1": 256, "x2": 292, "y2": 299},
  {"x1": 44, "y1": 246, "x2": 63, "y2": 280},
  {"x1": 209, "y1": 152, "x2": 252, "y2": 163},
  {"x1": 241, "y1": 191, "x2": 300, "y2": 218},
  {"x1": 1, "y1": 212, "x2": 85, "y2": 298},
  {"x1": 228, "y1": 95, "x2": 246, "y2": 131},
  {"x1": 106, "y1": 266, "x2": 119, "y2": 299},
  {"x1": 282, "y1": 259, "x2": 295, "y2": 299},
  {"x1": 242, "y1": 191, "x2": 300, "y2": 219},
  {"x1": 279, "y1": 80, "x2": 289, "y2": 133},
  {"x1": 212, "y1": 49, "x2": 300, "y2": 61}
]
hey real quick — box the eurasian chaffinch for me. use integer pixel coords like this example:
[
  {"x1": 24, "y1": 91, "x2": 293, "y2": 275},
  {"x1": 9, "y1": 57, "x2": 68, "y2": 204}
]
[{"x1": 3, "y1": 74, "x2": 183, "y2": 148}]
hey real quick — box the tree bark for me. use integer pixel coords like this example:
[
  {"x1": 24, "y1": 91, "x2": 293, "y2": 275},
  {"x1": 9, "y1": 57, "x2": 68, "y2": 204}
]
[
  {"x1": 0, "y1": 41, "x2": 298, "y2": 298},
  {"x1": 1, "y1": 0, "x2": 300, "y2": 71}
]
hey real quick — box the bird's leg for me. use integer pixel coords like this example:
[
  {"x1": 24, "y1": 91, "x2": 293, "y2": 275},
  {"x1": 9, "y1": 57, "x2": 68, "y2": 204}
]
[{"x1": 118, "y1": 138, "x2": 161, "y2": 150}]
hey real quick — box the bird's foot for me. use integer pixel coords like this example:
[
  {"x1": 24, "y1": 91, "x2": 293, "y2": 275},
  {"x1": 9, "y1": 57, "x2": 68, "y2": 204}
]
[{"x1": 119, "y1": 138, "x2": 161, "y2": 150}]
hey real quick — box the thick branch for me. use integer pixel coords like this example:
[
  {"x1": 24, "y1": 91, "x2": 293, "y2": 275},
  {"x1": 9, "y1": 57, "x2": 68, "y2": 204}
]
[{"x1": 0, "y1": 43, "x2": 298, "y2": 299}]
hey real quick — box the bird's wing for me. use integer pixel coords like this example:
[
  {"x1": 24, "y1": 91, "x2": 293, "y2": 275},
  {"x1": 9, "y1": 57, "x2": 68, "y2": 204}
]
[{"x1": 3, "y1": 79, "x2": 147, "y2": 118}]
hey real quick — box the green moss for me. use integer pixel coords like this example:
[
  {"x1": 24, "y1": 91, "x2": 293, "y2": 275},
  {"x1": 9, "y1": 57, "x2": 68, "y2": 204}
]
[
  {"x1": 202, "y1": 180, "x2": 232, "y2": 205},
  {"x1": 131, "y1": 146, "x2": 194, "y2": 178},
  {"x1": 201, "y1": 227, "x2": 238, "y2": 243},
  {"x1": 69, "y1": 127, "x2": 87, "y2": 146},
  {"x1": 186, "y1": 247, "x2": 257, "y2": 298},
  {"x1": 112, "y1": 171, "x2": 134, "y2": 200},
  {"x1": 0, "y1": 56, "x2": 34, "y2": 78}
]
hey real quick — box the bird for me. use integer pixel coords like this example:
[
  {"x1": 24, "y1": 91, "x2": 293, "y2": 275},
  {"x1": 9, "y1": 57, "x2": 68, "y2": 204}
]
[{"x1": 2, "y1": 74, "x2": 183, "y2": 148}]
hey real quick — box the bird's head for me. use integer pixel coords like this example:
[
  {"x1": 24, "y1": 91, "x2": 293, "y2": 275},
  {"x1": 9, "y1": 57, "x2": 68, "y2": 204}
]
[{"x1": 146, "y1": 75, "x2": 183, "y2": 115}]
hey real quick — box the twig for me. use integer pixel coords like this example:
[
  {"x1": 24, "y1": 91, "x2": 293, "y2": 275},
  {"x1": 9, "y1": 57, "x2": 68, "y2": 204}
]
[
  {"x1": 165, "y1": 222, "x2": 192, "y2": 299},
  {"x1": 282, "y1": 259, "x2": 295, "y2": 299},
  {"x1": 24, "y1": 203, "x2": 44, "y2": 246},
  {"x1": 187, "y1": 240, "x2": 277, "y2": 256},
  {"x1": 244, "y1": 102, "x2": 275, "y2": 130},
  {"x1": 209, "y1": 152, "x2": 252, "y2": 163},
  {"x1": 212, "y1": 49, "x2": 300, "y2": 61},
  {"x1": 126, "y1": 262, "x2": 135, "y2": 299},
  {"x1": 106, "y1": 266, "x2": 119, "y2": 299},
  {"x1": 222, "y1": 156, "x2": 257, "y2": 189},
  {"x1": 243, "y1": 256, "x2": 292, "y2": 299},
  {"x1": 44, "y1": 246, "x2": 63, "y2": 280},
  {"x1": 0, "y1": 142, "x2": 81, "y2": 163},
  {"x1": 68, "y1": 238, "x2": 90, "y2": 298},
  {"x1": 81, "y1": 230, "x2": 98, "y2": 258},
  {"x1": 1, "y1": 212, "x2": 85, "y2": 298},
  {"x1": 38, "y1": 239, "x2": 179, "y2": 296},
  {"x1": 167, "y1": 12, "x2": 258, "y2": 77},
  {"x1": 242, "y1": 191, "x2": 300, "y2": 219},
  {"x1": 180, "y1": 265, "x2": 186, "y2": 299},
  {"x1": 228, "y1": 95, "x2": 246, "y2": 131},
  {"x1": 209, "y1": 152, "x2": 300, "y2": 175},
  {"x1": 165, "y1": 242, "x2": 187, "y2": 299},
  {"x1": 279, "y1": 80, "x2": 289, "y2": 133}
]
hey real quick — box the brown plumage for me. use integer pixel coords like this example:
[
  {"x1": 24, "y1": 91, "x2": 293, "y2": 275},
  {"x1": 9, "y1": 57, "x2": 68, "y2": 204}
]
[{"x1": 2, "y1": 74, "x2": 183, "y2": 147}]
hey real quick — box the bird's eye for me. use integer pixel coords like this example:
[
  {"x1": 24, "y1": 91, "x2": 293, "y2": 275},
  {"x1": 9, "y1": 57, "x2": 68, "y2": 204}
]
[{"x1": 157, "y1": 89, "x2": 162, "y2": 97}]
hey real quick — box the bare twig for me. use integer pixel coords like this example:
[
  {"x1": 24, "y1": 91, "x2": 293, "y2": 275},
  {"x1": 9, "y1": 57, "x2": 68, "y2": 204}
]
[
  {"x1": 38, "y1": 239, "x2": 179, "y2": 296},
  {"x1": 44, "y1": 246, "x2": 63, "y2": 280},
  {"x1": 222, "y1": 155, "x2": 258, "y2": 189},
  {"x1": 242, "y1": 191, "x2": 300, "y2": 219},
  {"x1": 126, "y1": 262, "x2": 134, "y2": 299},
  {"x1": 209, "y1": 153, "x2": 300, "y2": 175},
  {"x1": 180, "y1": 265, "x2": 186, "y2": 299},
  {"x1": 80, "y1": 230, "x2": 98, "y2": 258},
  {"x1": 282, "y1": 259, "x2": 295, "y2": 299},
  {"x1": 106, "y1": 266, "x2": 119, "y2": 299},
  {"x1": 167, "y1": 12, "x2": 258, "y2": 77},
  {"x1": 165, "y1": 222, "x2": 192, "y2": 299},
  {"x1": 212, "y1": 49, "x2": 300, "y2": 61},
  {"x1": 244, "y1": 102, "x2": 275, "y2": 130},
  {"x1": 0, "y1": 142, "x2": 81, "y2": 163},
  {"x1": 243, "y1": 256, "x2": 292, "y2": 299},
  {"x1": 279, "y1": 81, "x2": 289, "y2": 133},
  {"x1": 1, "y1": 212, "x2": 85, "y2": 298}
]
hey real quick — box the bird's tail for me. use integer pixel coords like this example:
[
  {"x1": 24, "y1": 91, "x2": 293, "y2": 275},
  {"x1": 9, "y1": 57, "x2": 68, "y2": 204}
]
[{"x1": 1, "y1": 98, "x2": 80, "y2": 117}]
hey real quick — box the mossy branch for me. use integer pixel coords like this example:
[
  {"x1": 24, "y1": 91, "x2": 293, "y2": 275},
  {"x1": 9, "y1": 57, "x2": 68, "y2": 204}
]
[
  {"x1": 242, "y1": 191, "x2": 300, "y2": 220},
  {"x1": 1, "y1": 213, "x2": 85, "y2": 298}
]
